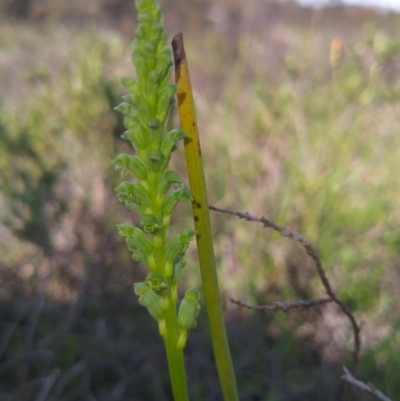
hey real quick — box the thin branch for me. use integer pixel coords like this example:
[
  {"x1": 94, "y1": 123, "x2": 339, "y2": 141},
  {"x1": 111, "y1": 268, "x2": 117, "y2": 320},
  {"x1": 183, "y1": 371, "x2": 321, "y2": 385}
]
[
  {"x1": 229, "y1": 297, "x2": 333, "y2": 312},
  {"x1": 210, "y1": 205, "x2": 361, "y2": 373},
  {"x1": 341, "y1": 366, "x2": 392, "y2": 401}
]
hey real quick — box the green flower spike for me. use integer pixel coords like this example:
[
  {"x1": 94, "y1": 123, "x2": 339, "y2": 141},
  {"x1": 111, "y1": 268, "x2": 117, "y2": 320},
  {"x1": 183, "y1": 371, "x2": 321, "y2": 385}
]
[{"x1": 113, "y1": 1, "x2": 199, "y2": 399}]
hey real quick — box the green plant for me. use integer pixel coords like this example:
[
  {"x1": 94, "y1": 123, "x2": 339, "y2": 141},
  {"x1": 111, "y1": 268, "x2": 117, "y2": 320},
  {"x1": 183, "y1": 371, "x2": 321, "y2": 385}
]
[
  {"x1": 113, "y1": 1, "x2": 241, "y2": 399},
  {"x1": 113, "y1": 1, "x2": 202, "y2": 399}
]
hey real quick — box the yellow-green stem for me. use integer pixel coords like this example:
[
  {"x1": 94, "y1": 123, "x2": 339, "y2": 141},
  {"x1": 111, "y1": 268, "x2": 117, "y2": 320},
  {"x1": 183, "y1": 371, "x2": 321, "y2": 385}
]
[
  {"x1": 164, "y1": 291, "x2": 190, "y2": 401},
  {"x1": 172, "y1": 33, "x2": 240, "y2": 401}
]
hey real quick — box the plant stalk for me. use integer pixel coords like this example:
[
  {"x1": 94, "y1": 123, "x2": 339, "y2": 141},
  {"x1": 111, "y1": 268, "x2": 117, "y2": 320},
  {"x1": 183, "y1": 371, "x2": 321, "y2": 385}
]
[
  {"x1": 164, "y1": 293, "x2": 190, "y2": 401},
  {"x1": 172, "y1": 33, "x2": 240, "y2": 401}
]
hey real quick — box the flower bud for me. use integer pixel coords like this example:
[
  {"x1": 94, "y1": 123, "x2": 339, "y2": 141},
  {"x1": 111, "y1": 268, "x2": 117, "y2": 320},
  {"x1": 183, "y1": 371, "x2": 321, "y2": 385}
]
[
  {"x1": 140, "y1": 214, "x2": 161, "y2": 233},
  {"x1": 147, "y1": 117, "x2": 161, "y2": 129},
  {"x1": 134, "y1": 282, "x2": 164, "y2": 321},
  {"x1": 145, "y1": 272, "x2": 169, "y2": 293},
  {"x1": 177, "y1": 288, "x2": 201, "y2": 348}
]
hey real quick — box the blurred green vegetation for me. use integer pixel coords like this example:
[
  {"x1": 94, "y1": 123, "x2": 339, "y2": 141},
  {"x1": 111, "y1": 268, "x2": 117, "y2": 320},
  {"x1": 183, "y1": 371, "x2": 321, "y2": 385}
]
[{"x1": 0, "y1": 1, "x2": 400, "y2": 400}]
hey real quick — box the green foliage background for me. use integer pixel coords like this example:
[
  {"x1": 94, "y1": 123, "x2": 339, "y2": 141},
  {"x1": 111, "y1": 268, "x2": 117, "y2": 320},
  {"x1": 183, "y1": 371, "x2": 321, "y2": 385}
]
[{"x1": 0, "y1": 1, "x2": 400, "y2": 400}]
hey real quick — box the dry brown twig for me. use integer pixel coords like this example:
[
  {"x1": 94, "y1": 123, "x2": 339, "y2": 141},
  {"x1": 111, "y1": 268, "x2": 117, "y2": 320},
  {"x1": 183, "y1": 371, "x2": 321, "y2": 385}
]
[
  {"x1": 209, "y1": 205, "x2": 361, "y2": 373},
  {"x1": 229, "y1": 297, "x2": 333, "y2": 312},
  {"x1": 341, "y1": 366, "x2": 392, "y2": 401}
]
